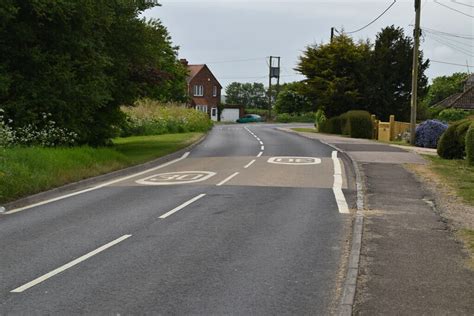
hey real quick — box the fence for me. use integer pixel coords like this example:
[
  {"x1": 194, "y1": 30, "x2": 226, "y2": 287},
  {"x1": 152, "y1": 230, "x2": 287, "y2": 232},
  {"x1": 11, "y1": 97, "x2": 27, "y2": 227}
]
[{"x1": 372, "y1": 115, "x2": 410, "y2": 142}]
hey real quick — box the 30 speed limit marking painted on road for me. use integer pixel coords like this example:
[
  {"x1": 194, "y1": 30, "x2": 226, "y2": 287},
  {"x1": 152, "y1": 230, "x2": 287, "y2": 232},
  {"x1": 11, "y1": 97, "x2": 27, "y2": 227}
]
[
  {"x1": 136, "y1": 171, "x2": 216, "y2": 185},
  {"x1": 267, "y1": 157, "x2": 321, "y2": 165}
]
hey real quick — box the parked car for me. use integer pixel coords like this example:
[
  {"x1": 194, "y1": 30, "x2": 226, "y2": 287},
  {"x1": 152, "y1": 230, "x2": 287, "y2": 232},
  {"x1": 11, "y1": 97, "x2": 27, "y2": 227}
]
[{"x1": 236, "y1": 114, "x2": 263, "y2": 123}]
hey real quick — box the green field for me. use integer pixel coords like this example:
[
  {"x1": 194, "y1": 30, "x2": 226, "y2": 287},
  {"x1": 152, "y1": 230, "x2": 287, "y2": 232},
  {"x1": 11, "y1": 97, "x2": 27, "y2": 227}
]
[{"x1": 0, "y1": 133, "x2": 203, "y2": 204}]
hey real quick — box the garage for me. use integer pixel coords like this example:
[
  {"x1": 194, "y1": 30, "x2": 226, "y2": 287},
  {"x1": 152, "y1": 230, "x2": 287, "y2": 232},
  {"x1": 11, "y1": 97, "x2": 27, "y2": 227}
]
[{"x1": 220, "y1": 108, "x2": 240, "y2": 122}]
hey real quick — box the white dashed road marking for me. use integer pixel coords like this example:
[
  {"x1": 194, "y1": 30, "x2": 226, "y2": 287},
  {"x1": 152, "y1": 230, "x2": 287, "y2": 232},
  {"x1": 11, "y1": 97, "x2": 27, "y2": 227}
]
[
  {"x1": 11, "y1": 234, "x2": 132, "y2": 293},
  {"x1": 244, "y1": 160, "x2": 256, "y2": 169},
  {"x1": 159, "y1": 194, "x2": 207, "y2": 219},
  {"x1": 216, "y1": 172, "x2": 240, "y2": 186}
]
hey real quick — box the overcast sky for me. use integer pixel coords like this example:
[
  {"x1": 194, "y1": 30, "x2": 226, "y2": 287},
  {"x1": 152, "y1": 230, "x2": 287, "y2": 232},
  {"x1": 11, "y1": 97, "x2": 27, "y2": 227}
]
[{"x1": 143, "y1": 0, "x2": 473, "y2": 90}]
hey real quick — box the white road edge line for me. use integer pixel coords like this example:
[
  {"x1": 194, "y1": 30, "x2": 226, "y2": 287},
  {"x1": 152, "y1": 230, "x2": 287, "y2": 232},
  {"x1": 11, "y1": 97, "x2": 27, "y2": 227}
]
[
  {"x1": 257, "y1": 151, "x2": 263, "y2": 157},
  {"x1": 159, "y1": 194, "x2": 206, "y2": 219},
  {"x1": 332, "y1": 151, "x2": 350, "y2": 214},
  {"x1": 5, "y1": 152, "x2": 191, "y2": 215},
  {"x1": 216, "y1": 172, "x2": 239, "y2": 186},
  {"x1": 244, "y1": 159, "x2": 256, "y2": 169},
  {"x1": 11, "y1": 234, "x2": 132, "y2": 293}
]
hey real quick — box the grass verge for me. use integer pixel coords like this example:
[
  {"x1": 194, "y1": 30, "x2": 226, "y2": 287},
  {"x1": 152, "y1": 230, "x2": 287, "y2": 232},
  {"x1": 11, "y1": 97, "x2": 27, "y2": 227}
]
[
  {"x1": 0, "y1": 133, "x2": 203, "y2": 204},
  {"x1": 291, "y1": 127, "x2": 317, "y2": 133},
  {"x1": 425, "y1": 156, "x2": 474, "y2": 206}
]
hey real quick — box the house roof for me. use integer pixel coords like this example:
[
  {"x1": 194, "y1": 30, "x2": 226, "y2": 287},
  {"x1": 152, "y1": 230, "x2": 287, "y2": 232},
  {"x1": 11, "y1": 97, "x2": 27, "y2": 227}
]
[
  {"x1": 433, "y1": 86, "x2": 474, "y2": 110},
  {"x1": 186, "y1": 64, "x2": 206, "y2": 83},
  {"x1": 186, "y1": 64, "x2": 222, "y2": 88}
]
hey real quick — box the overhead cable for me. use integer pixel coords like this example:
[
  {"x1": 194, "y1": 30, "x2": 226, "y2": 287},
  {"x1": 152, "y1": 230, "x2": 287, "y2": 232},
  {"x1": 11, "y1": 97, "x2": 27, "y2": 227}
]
[
  {"x1": 344, "y1": 0, "x2": 397, "y2": 34},
  {"x1": 434, "y1": 0, "x2": 474, "y2": 18}
]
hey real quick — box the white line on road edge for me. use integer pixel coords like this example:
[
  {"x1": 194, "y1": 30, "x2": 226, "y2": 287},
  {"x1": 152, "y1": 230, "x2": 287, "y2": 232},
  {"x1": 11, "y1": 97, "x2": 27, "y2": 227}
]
[
  {"x1": 5, "y1": 153, "x2": 191, "y2": 215},
  {"x1": 332, "y1": 151, "x2": 349, "y2": 214},
  {"x1": 216, "y1": 172, "x2": 239, "y2": 186},
  {"x1": 159, "y1": 194, "x2": 206, "y2": 219},
  {"x1": 11, "y1": 234, "x2": 132, "y2": 293},
  {"x1": 244, "y1": 159, "x2": 256, "y2": 169},
  {"x1": 257, "y1": 151, "x2": 263, "y2": 157}
]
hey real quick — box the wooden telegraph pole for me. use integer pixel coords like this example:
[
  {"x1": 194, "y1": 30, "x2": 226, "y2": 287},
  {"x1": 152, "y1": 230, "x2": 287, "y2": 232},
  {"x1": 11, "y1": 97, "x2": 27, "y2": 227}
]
[{"x1": 410, "y1": 0, "x2": 421, "y2": 145}]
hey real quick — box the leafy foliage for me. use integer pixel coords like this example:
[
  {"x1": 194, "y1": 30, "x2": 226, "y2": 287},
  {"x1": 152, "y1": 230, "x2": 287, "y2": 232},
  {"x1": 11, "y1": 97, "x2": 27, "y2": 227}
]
[
  {"x1": 437, "y1": 109, "x2": 469, "y2": 123},
  {"x1": 225, "y1": 82, "x2": 267, "y2": 108},
  {"x1": 437, "y1": 119, "x2": 473, "y2": 159},
  {"x1": 296, "y1": 34, "x2": 371, "y2": 118},
  {"x1": 0, "y1": 1, "x2": 187, "y2": 146},
  {"x1": 274, "y1": 82, "x2": 313, "y2": 114},
  {"x1": 120, "y1": 99, "x2": 212, "y2": 136},
  {"x1": 275, "y1": 112, "x2": 314, "y2": 123},
  {"x1": 415, "y1": 119, "x2": 448, "y2": 149},
  {"x1": 466, "y1": 124, "x2": 474, "y2": 166},
  {"x1": 320, "y1": 110, "x2": 373, "y2": 139},
  {"x1": 424, "y1": 72, "x2": 468, "y2": 107},
  {"x1": 367, "y1": 26, "x2": 429, "y2": 121},
  {"x1": 314, "y1": 109, "x2": 327, "y2": 132}
]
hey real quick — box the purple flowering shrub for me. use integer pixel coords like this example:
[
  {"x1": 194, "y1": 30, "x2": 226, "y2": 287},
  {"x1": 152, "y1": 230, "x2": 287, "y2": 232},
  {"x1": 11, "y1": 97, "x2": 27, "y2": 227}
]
[{"x1": 415, "y1": 119, "x2": 448, "y2": 148}]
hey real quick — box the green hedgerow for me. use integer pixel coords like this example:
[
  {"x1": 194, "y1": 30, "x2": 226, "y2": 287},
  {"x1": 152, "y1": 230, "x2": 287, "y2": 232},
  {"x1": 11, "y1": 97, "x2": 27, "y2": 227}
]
[{"x1": 466, "y1": 123, "x2": 474, "y2": 166}]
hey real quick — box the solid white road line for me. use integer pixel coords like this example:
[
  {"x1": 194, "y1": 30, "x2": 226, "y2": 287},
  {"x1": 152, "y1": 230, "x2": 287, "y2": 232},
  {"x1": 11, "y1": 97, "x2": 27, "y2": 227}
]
[
  {"x1": 5, "y1": 153, "x2": 191, "y2": 215},
  {"x1": 11, "y1": 234, "x2": 132, "y2": 293},
  {"x1": 216, "y1": 172, "x2": 239, "y2": 186},
  {"x1": 332, "y1": 151, "x2": 350, "y2": 214},
  {"x1": 244, "y1": 159, "x2": 256, "y2": 169},
  {"x1": 159, "y1": 194, "x2": 206, "y2": 219}
]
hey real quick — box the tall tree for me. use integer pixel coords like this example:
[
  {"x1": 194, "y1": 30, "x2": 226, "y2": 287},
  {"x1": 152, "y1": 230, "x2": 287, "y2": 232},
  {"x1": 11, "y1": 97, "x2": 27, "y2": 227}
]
[
  {"x1": 0, "y1": 0, "x2": 186, "y2": 145},
  {"x1": 225, "y1": 82, "x2": 267, "y2": 108},
  {"x1": 296, "y1": 34, "x2": 371, "y2": 117},
  {"x1": 274, "y1": 82, "x2": 312, "y2": 114},
  {"x1": 366, "y1": 26, "x2": 429, "y2": 121}
]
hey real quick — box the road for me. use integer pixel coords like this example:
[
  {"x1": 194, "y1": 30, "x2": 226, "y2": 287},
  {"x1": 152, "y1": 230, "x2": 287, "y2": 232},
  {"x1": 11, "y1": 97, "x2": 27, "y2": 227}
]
[{"x1": 0, "y1": 124, "x2": 354, "y2": 314}]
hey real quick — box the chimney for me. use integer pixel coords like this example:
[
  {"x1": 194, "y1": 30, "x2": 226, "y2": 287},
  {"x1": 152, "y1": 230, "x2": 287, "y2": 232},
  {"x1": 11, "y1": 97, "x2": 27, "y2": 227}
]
[{"x1": 180, "y1": 59, "x2": 188, "y2": 67}]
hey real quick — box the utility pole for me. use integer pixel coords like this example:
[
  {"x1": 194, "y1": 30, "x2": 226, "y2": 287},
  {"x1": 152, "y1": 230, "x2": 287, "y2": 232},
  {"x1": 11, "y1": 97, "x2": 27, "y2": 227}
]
[
  {"x1": 410, "y1": 0, "x2": 421, "y2": 145},
  {"x1": 331, "y1": 27, "x2": 335, "y2": 43},
  {"x1": 268, "y1": 56, "x2": 281, "y2": 120}
]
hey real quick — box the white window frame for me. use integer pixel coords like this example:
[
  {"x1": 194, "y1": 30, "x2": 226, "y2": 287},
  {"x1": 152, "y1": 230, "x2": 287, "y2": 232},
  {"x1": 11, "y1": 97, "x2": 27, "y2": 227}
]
[
  {"x1": 194, "y1": 85, "x2": 204, "y2": 96},
  {"x1": 213, "y1": 86, "x2": 217, "y2": 97},
  {"x1": 196, "y1": 105, "x2": 208, "y2": 113}
]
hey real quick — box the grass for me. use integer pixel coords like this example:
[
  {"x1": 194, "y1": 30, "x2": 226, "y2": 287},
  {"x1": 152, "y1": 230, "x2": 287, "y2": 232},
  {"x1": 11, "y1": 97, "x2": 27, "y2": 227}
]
[
  {"x1": 0, "y1": 133, "x2": 203, "y2": 204},
  {"x1": 459, "y1": 229, "x2": 474, "y2": 269},
  {"x1": 291, "y1": 127, "x2": 317, "y2": 133},
  {"x1": 425, "y1": 156, "x2": 474, "y2": 206}
]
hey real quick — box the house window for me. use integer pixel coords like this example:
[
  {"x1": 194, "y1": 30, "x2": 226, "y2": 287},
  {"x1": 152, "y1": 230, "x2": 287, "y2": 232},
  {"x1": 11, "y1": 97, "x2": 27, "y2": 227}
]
[
  {"x1": 213, "y1": 86, "x2": 217, "y2": 97},
  {"x1": 211, "y1": 108, "x2": 217, "y2": 116},
  {"x1": 196, "y1": 105, "x2": 208, "y2": 113},
  {"x1": 193, "y1": 85, "x2": 204, "y2": 96}
]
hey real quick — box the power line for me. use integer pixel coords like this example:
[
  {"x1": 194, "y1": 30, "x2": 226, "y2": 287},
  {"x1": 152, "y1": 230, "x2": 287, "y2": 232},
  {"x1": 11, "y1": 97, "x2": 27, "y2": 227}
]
[
  {"x1": 426, "y1": 33, "x2": 474, "y2": 57},
  {"x1": 424, "y1": 31, "x2": 473, "y2": 48},
  {"x1": 420, "y1": 26, "x2": 474, "y2": 40},
  {"x1": 430, "y1": 59, "x2": 472, "y2": 68},
  {"x1": 344, "y1": 0, "x2": 397, "y2": 34},
  {"x1": 434, "y1": 0, "x2": 474, "y2": 18},
  {"x1": 452, "y1": 0, "x2": 474, "y2": 9}
]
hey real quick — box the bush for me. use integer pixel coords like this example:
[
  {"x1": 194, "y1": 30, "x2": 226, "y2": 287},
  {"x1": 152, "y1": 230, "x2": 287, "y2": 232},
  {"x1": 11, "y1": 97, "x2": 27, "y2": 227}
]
[
  {"x1": 467, "y1": 124, "x2": 474, "y2": 166},
  {"x1": 437, "y1": 108, "x2": 469, "y2": 122},
  {"x1": 120, "y1": 99, "x2": 213, "y2": 137},
  {"x1": 415, "y1": 119, "x2": 448, "y2": 148},
  {"x1": 437, "y1": 119, "x2": 473, "y2": 159},
  {"x1": 320, "y1": 116, "x2": 343, "y2": 134},
  {"x1": 341, "y1": 110, "x2": 373, "y2": 139}
]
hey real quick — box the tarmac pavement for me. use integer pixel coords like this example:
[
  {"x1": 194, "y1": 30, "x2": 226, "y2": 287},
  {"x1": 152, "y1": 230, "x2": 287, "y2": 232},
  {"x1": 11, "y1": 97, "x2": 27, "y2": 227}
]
[{"x1": 287, "y1": 129, "x2": 474, "y2": 315}]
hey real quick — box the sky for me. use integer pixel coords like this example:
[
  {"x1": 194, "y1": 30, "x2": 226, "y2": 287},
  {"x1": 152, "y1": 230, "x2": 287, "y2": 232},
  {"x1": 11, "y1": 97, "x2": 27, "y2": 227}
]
[{"x1": 143, "y1": 0, "x2": 473, "y2": 90}]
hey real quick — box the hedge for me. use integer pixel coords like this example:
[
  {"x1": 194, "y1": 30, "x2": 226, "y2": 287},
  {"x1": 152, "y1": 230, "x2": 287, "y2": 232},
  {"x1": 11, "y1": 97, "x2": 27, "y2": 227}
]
[
  {"x1": 466, "y1": 123, "x2": 474, "y2": 166},
  {"x1": 320, "y1": 110, "x2": 373, "y2": 139},
  {"x1": 437, "y1": 119, "x2": 472, "y2": 159}
]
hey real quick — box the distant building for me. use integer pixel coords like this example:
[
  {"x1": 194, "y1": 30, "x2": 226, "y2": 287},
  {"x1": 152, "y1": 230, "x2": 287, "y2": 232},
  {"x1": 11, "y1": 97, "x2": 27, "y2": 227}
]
[
  {"x1": 181, "y1": 59, "x2": 222, "y2": 121},
  {"x1": 433, "y1": 74, "x2": 474, "y2": 110}
]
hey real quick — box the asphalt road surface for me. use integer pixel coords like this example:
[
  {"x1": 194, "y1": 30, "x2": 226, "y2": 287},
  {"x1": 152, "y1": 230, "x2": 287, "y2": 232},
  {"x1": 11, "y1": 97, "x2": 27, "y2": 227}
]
[{"x1": 0, "y1": 124, "x2": 354, "y2": 315}]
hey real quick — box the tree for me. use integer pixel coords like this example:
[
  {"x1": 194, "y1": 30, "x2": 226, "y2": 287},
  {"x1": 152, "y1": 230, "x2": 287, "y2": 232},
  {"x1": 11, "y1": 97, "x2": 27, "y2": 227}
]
[
  {"x1": 274, "y1": 82, "x2": 312, "y2": 114},
  {"x1": 423, "y1": 72, "x2": 468, "y2": 107},
  {"x1": 296, "y1": 34, "x2": 371, "y2": 117},
  {"x1": 225, "y1": 82, "x2": 267, "y2": 108},
  {"x1": 366, "y1": 26, "x2": 429, "y2": 121},
  {"x1": 0, "y1": 0, "x2": 186, "y2": 146}
]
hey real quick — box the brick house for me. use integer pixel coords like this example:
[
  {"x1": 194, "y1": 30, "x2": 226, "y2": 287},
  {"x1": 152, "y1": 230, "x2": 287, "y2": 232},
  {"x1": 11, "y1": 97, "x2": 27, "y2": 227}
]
[{"x1": 181, "y1": 59, "x2": 222, "y2": 121}]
